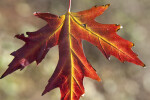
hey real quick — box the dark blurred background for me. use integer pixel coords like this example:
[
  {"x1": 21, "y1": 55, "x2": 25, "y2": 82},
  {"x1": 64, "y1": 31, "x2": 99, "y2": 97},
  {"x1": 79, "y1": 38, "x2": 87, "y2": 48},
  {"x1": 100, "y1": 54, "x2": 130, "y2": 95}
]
[{"x1": 0, "y1": 0, "x2": 150, "y2": 100}]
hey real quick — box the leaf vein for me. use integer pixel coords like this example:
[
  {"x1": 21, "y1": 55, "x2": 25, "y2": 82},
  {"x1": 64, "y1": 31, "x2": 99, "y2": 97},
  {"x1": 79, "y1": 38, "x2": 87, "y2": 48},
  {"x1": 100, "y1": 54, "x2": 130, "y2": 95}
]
[{"x1": 69, "y1": 13, "x2": 135, "y2": 60}]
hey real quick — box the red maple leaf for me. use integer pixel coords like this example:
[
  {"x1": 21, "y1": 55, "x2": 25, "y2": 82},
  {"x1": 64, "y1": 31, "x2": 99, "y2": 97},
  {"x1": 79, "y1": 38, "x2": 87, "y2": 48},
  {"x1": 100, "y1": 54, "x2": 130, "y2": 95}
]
[{"x1": 1, "y1": 2, "x2": 144, "y2": 100}]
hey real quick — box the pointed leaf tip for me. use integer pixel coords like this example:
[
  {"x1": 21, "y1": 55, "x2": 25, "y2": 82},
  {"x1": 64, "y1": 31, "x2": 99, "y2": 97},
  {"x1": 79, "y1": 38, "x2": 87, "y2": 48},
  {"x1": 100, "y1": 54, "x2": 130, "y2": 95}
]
[
  {"x1": 142, "y1": 64, "x2": 146, "y2": 67},
  {"x1": 105, "y1": 4, "x2": 110, "y2": 7},
  {"x1": 33, "y1": 12, "x2": 39, "y2": 16},
  {"x1": 33, "y1": 12, "x2": 37, "y2": 15},
  {"x1": 0, "y1": 72, "x2": 9, "y2": 79},
  {"x1": 0, "y1": 76, "x2": 4, "y2": 79}
]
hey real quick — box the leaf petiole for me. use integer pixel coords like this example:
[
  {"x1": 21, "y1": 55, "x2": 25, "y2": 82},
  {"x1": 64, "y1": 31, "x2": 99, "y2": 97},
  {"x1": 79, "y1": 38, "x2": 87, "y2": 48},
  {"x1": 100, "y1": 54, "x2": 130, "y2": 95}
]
[{"x1": 68, "y1": 0, "x2": 71, "y2": 12}]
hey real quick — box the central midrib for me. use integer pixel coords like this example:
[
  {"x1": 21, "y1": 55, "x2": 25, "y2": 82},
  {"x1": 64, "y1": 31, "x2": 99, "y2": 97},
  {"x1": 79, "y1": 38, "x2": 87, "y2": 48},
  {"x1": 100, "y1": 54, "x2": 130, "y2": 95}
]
[{"x1": 68, "y1": 12, "x2": 74, "y2": 100}]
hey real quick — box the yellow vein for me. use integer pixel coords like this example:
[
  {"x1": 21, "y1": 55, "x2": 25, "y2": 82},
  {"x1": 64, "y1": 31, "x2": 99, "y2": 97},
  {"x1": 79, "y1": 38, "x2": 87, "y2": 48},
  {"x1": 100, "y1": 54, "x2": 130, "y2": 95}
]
[
  {"x1": 68, "y1": 12, "x2": 74, "y2": 100},
  {"x1": 48, "y1": 19, "x2": 65, "y2": 40},
  {"x1": 72, "y1": 74, "x2": 84, "y2": 93},
  {"x1": 70, "y1": 48, "x2": 95, "y2": 76},
  {"x1": 69, "y1": 13, "x2": 135, "y2": 60}
]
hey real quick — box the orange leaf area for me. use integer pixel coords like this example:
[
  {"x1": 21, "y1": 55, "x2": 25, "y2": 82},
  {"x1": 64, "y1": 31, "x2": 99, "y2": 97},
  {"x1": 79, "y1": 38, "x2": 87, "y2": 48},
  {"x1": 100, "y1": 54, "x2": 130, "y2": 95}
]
[{"x1": 1, "y1": 4, "x2": 145, "y2": 100}]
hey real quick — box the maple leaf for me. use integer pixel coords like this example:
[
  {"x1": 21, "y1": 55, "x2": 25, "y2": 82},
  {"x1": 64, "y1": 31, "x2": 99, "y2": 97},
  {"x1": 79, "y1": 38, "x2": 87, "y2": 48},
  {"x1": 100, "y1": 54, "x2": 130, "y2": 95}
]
[{"x1": 1, "y1": 4, "x2": 145, "y2": 100}]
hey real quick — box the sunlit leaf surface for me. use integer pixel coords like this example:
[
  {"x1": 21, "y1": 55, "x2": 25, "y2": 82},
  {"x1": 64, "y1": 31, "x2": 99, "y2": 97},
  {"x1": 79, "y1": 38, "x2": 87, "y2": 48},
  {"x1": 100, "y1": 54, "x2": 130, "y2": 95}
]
[{"x1": 1, "y1": 4, "x2": 145, "y2": 100}]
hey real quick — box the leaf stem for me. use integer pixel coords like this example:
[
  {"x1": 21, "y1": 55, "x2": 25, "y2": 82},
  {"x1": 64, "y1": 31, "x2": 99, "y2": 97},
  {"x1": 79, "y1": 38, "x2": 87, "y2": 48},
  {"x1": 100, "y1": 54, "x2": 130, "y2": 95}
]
[{"x1": 68, "y1": 0, "x2": 71, "y2": 12}]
